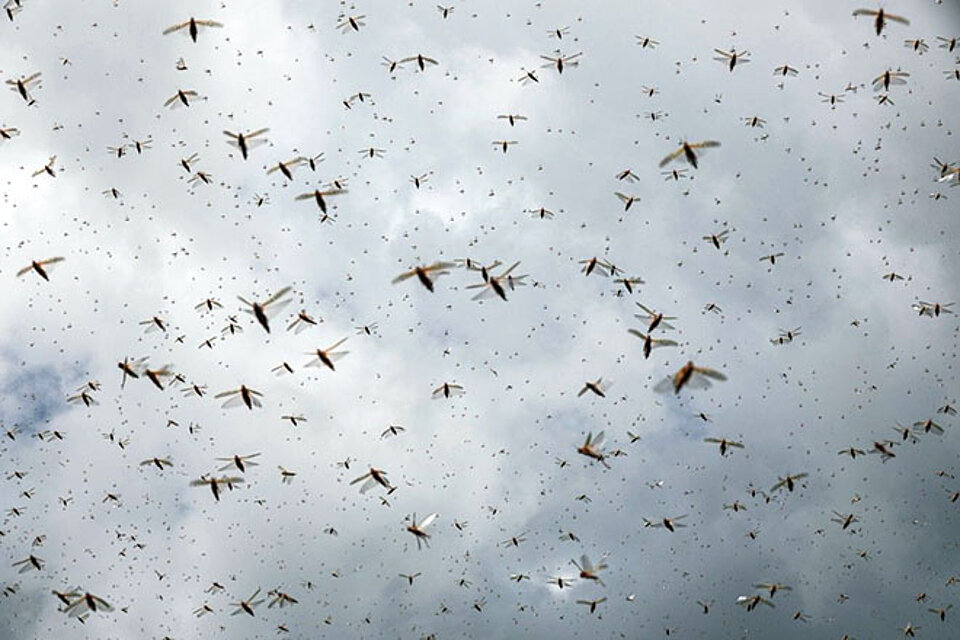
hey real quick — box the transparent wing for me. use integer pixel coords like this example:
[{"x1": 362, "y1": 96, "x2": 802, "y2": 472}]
[
  {"x1": 392, "y1": 270, "x2": 417, "y2": 284},
  {"x1": 470, "y1": 285, "x2": 498, "y2": 301},
  {"x1": 652, "y1": 377, "x2": 674, "y2": 393},
  {"x1": 580, "y1": 554, "x2": 594, "y2": 572},
  {"x1": 349, "y1": 473, "x2": 370, "y2": 485},
  {"x1": 498, "y1": 262, "x2": 521, "y2": 278},
  {"x1": 658, "y1": 148, "x2": 684, "y2": 167},
  {"x1": 162, "y1": 22, "x2": 188, "y2": 35},
  {"x1": 695, "y1": 367, "x2": 727, "y2": 381},
  {"x1": 685, "y1": 374, "x2": 713, "y2": 390},
  {"x1": 325, "y1": 337, "x2": 349, "y2": 351},
  {"x1": 259, "y1": 286, "x2": 291, "y2": 308},
  {"x1": 221, "y1": 394, "x2": 248, "y2": 408}
]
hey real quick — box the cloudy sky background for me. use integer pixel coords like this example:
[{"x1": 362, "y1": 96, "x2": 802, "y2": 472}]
[{"x1": 1, "y1": 0, "x2": 960, "y2": 637}]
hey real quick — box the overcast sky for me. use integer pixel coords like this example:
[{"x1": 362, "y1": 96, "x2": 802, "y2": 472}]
[{"x1": 1, "y1": 0, "x2": 960, "y2": 638}]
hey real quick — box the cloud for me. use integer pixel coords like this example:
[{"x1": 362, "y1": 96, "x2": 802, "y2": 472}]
[{"x1": 1, "y1": 0, "x2": 959, "y2": 638}]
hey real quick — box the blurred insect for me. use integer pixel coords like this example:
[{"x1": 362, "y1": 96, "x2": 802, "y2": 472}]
[
  {"x1": 937, "y1": 36, "x2": 958, "y2": 52},
  {"x1": 163, "y1": 17, "x2": 223, "y2": 42},
  {"x1": 223, "y1": 128, "x2": 270, "y2": 160},
  {"x1": 432, "y1": 382, "x2": 465, "y2": 399},
  {"x1": 164, "y1": 89, "x2": 199, "y2": 108},
  {"x1": 406, "y1": 513, "x2": 439, "y2": 549},
  {"x1": 703, "y1": 229, "x2": 731, "y2": 249},
  {"x1": 410, "y1": 173, "x2": 429, "y2": 189},
  {"x1": 6, "y1": 71, "x2": 40, "y2": 102},
  {"x1": 904, "y1": 38, "x2": 928, "y2": 54},
  {"x1": 336, "y1": 14, "x2": 365, "y2": 32},
  {"x1": 659, "y1": 140, "x2": 721, "y2": 169},
  {"x1": 831, "y1": 511, "x2": 859, "y2": 530},
  {"x1": 0, "y1": 125, "x2": 20, "y2": 142},
  {"x1": 770, "y1": 472, "x2": 809, "y2": 493},
  {"x1": 713, "y1": 48, "x2": 750, "y2": 71},
  {"x1": 12, "y1": 555, "x2": 43, "y2": 573},
  {"x1": 627, "y1": 330, "x2": 678, "y2": 359},
  {"x1": 305, "y1": 338, "x2": 350, "y2": 371},
  {"x1": 191, "y1": 475, "x2": 245, "y2": 502},
  {"x1": 737, "y1": 594, "x2": 775, "y2": 611},
  {"x1": 572, "y1": 554, "x2": 609, "y2": 586},
  {"x1": 217, "y1": 453, "x2": 261, "y2": 473},
  {"x1": 400, "y1": 53, "x2": 439, "y2": 71},
  {"x1": 230, "y1": 588, "x2": 264, "y2": 616},
  {"x1": 873, "y1": 69, "x2": 909, "y2": 91},
  {"x1": 635, "y1": 35, "x2": 659, "y2": 49},
  {"x1": 634, "y1": 302, "x2": 676, "y2": 332},
  {"x1": 350, "y1": 467, "x2": 394, "y2": 494},
  {"x1": 643, "y1": 515, "x2": 688, "y2": 532},
  {"x1": 615, "y1": 192, "x2": 641, "y2": 211},
  {"x1": 32, "y1": 155, "x2": 58, "y2": 178},
  {"x1": 576, "y1": 431, "x2": 610, "y2": 468},
  {"x1": 139, "y1": 457, "x2": 174, "y2": 471},
  {"x1": 655, "y1": 361, "x2": 727, "y2": 394},
  {"x1": 355, "y1": 322, "x2": 379, "y2": 336},
  {"x1": 266, "y1": 156, "x2": 305, "y2": 180},
  {"x1": 498, "y1": 114, "x2": 527, "y2": 127},
  {"x1": 16, "y1": 257, "x2": 64, "y2": 281},
  {"x1": 578, "y1": 378, "x2": 611, "y2": 398},
  {"x1": 759, "y1": 252, "x2": 786, "y2": 265},
  {"x1": 540, "y1": 50, "x2": 582, "y2": 73},
  {"x1": 704, "y1": 437, "x2": 744, "y2": 457},
  {"x1": 614, "y1": 277, "x2": 645, "y2": 294},
  {"x1": 238, "y1": 286, "x2": 292, "y2": 333},
  {"x1": 852, "y1": 8, "x2": 909, "y2": 35},
  {"x1": 295, "y1": 187, "x2": 347, "y2": 214},
  {"x1": 773, "y1": 64, "x2": 799, "y2": 77},
  {"x1": 215, "y1": 385, "x2": 263, "y2": 410},
  {"x1": 393, "y1": 262, "x2": 457, "y2": 292},
  {"x1": 287, "y1": 310, "x2": 321, "y2": 334}
]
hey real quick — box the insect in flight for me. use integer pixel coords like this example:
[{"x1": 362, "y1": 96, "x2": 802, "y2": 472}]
[
  {"x1": 393, "y1": 262, "x2": 457, "y2": 292},
  {"x1": 305, "y1": 338, "x2": 350, "y2": 371},
  {"x1": 215, "y1": 385, "x2": 264, "y2": 410},
  {"x1": 659, "y1": 140, "x2": 721, "y2": 169},
  {"x1": 237, "y1": 286, "x2": 292, "y2": 333},
  {"x1": 405, "y1": 512, "x2": 439, "y2": 549},
  {"x1": 163, "y1": 17, "x2": 224, "y2": 42},
  {"x1": 16, "y1": 257, "x2": 64, "y2": 281},
  {"x1": 852, "y1": 7, "x2": 909, "y2": 35},
  {"x1": 223, "y1": 128, "x2": 270, "y2": 160}
]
